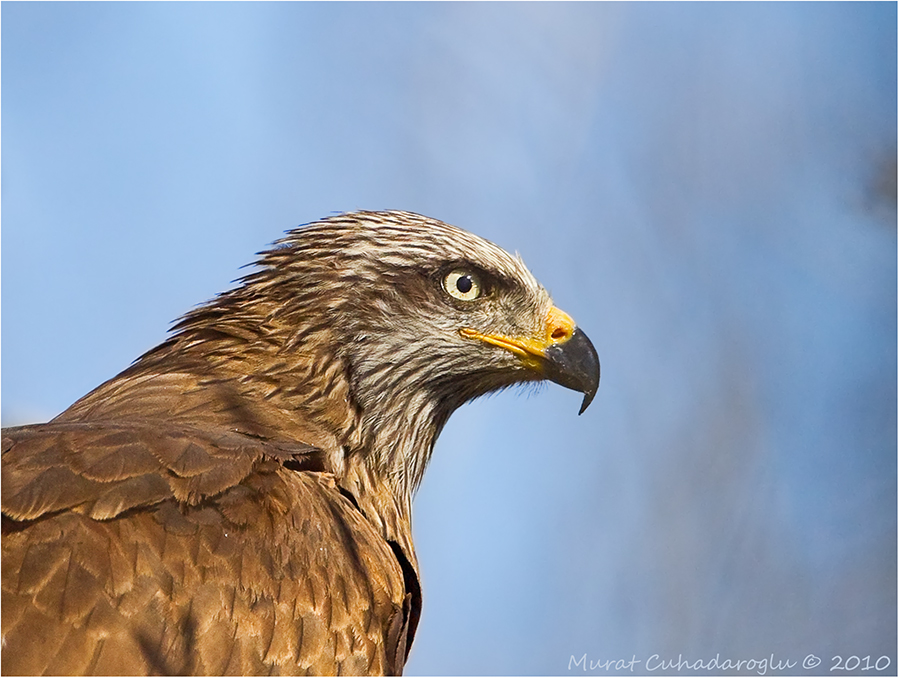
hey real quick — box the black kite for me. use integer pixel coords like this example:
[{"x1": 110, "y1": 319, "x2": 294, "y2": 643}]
[{"x1": 2, "y1": 211, "x2": 599, "y2": 675}]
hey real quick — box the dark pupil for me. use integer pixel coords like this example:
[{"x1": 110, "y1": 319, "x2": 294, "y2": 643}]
[{"x1": 456, "y1": 275, "x2": 473, "y2": 294}]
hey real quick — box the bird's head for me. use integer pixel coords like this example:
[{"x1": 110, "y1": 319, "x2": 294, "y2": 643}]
[
  {"x1": 161, "y1": 211, "x2": 599, "y2": 494},
  {"x1": 242, "y1": 212, "x2": 598, "y2": 481},
  {"x1": 260, "y1": 212, "x2": 597, "y2": 405}
]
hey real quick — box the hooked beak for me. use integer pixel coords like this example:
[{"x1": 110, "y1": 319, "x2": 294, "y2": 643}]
[{"x1": 460, "y1": 306, "x2": 600, "y2": 414}]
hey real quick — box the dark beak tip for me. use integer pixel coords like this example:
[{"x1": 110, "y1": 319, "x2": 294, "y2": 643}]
[
  {"x1": 578, "y1": 390, "x2": 595, "y2": 416},
  {"x1": 577, "y1": 367, "x2": 599, "y2": 415},
  {"x1": 543, "y1": 327, "x2": 600, "y2": 415}
]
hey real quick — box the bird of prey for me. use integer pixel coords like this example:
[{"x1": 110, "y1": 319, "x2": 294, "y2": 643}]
[{"x1": 2, "y1": 210, "x2": 599, "y2": 675}]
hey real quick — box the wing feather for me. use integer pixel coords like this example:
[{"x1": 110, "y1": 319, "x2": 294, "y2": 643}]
[{"x1": 1, "y1": 421, "x2": 412, "y2": 675}]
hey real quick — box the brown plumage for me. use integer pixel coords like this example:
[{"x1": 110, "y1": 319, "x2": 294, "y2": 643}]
[{"x1": 2, "y1": 210, "x2": 599, "y2": 675}]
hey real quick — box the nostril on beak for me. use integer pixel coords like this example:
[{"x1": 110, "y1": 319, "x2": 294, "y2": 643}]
[
  {"x1": 545, "y1": 306, "x2": 577, "y2": 345},
  {"x1": 551, "y1": 326, "x2": 570, "y2": 341}
]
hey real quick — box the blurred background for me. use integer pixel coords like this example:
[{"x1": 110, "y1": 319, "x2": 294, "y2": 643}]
[{"x1": 2, "y1": 3, "x2": 896, "y2": 675}]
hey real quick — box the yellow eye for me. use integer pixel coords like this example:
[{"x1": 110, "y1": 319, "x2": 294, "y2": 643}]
[{"x1": 444, "y1": 270, "x2": 481, "y2": 301}]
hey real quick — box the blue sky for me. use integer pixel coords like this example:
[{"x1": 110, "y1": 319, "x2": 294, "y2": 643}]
[{"x1": 3, "y1": 3, "x2": 896, "y2": 674}]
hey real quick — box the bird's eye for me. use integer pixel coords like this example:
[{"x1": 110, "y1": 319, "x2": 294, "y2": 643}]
[{"x1": 443, "y1": 270, "x2": 482, "y2": 301}]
